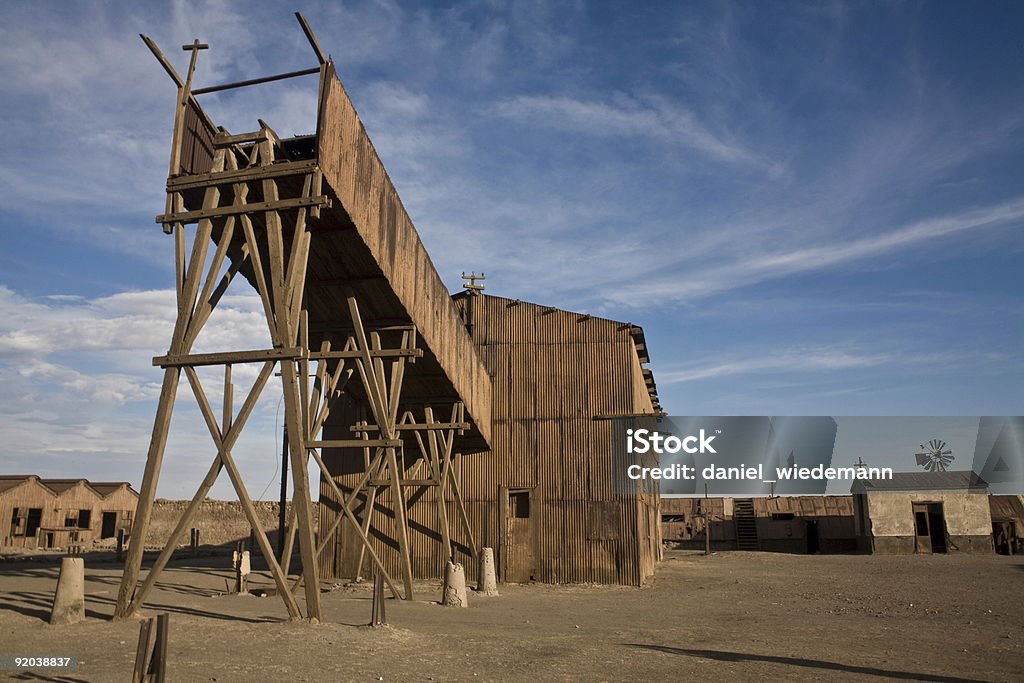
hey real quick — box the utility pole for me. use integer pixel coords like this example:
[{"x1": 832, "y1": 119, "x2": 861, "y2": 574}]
[{"x1": 277, "y1": 426, "x2": 289, "y2": 562}]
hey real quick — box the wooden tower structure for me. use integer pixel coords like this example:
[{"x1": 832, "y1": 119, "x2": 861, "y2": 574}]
[{"x1": 116, "y1": 13, "x2": 492, "y2": 622}]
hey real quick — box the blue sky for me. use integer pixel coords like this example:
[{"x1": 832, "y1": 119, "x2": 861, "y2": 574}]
[{"x1": 0, "y1": 1, "x2": 1022, "y2": 497}]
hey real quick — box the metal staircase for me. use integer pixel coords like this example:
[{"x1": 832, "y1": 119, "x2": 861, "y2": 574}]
[{"x1": 733, "y1": 498, "x2": 759, "y2": 550}]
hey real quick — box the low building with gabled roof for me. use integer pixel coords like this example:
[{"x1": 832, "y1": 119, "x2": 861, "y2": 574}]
[
  {"x1": 852, "y1": 470, "x2": 993, "y2": 554},
  {"x1": 1, "y1": 474, "x2": 138, "y2": 549}
]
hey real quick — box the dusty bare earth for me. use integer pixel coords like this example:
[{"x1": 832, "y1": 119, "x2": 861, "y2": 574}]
[{"x1": 1, "y1": 549, "x2": 1022, "y2": 682}]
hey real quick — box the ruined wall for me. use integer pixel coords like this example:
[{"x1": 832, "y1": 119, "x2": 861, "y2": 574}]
[{"x1": 144, "y1": 500, "x2": 313, "y2": 549}]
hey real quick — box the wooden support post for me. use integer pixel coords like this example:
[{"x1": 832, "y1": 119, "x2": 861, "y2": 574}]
[
  {"x1": 123, "y1": 362, "x2": 275, "y2": 616},
  {"x1": 346, "y1": 295, "x2": 415, "y2": 600},
  {"x1": 185, "y1": 367, "x2": 302, "y2": 618},
  {"x1": 132, "y1": 617, "x2": 153, "y2": 683},
  {"x1": 370, "y1": 570, "x2": 387, "y2": 627},
  {"x1": 450, "y1": 452, "x2": 479, "y2": 561},
  {"x1": 425, "y1": 407, "x2": 452, "y2": 567},
  {"x1": 303, "y1": 446, "x2": 401, "y2": 599},
  {"x1": 353, "y1": 486, "x2": 378, "y2": 581},
  {"x1": 279, "y1": 359, "x2": 323, "y2": 620},
  {"x1": 132, "y1": 613, "x2": 169, "y2": 683},
  {"x1": 115, "y1": 367, "x2": 181, "y2": 619}
]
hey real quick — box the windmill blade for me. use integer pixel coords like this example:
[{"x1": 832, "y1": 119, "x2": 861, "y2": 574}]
[{"x1": 916, "y1": 452, "x2": 930, "y2": 467}]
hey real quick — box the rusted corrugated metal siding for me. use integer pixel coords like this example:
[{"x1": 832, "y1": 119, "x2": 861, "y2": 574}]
[{"x1": 318, "y1": 293, "x2": 660, "y2": 586}]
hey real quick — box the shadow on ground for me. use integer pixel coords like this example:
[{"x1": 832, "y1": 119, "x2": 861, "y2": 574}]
[{"x1": 626, "y1": 644, "x2": 989, "y2": 682}]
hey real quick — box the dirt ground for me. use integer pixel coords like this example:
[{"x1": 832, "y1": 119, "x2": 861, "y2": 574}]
[{"x1": 1, "y1": 549, "x2": 1022, "y2": 682}]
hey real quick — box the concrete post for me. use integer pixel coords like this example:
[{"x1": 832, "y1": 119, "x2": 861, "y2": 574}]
[
  {"x1": 442, "y1": 560, "x2": 468, "y2": 607},
  {"x1": 50, "y1": 557, "x2": 85, "y2": 625},
  {"x1": 477, "y1": 547, "x2": 498, "y2": 596}
]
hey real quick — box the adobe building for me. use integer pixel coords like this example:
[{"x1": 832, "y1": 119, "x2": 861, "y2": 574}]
[
  {"x1": 661, "y1": 495, "x2": 857, "y2": 553},
  {"x1": 988, "y1": 494, "x2": 1024, "y2": 555},
  {"x1": 319, "y1": 292, "x2": 662, "y2": 586},
  {"x1": 1, "y1": 475, "x2": 138, "y2": 549},
  {"x1": 852, "y1": 471, "x2": 993, "y2": 554}
]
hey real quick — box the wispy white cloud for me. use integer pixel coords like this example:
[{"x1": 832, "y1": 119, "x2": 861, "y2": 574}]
[
  {"x1": 493, "y1": 93, "x2": 780, "y2": 174},
  {"x1": 601, "y1": 196, "x2": 1024, "y2": 306},
  {"x1": 658, "y1": 345, "x2": 1002, "y2": 385},
  {"x1": 660, "y1": 347, "x2": 892, "y2": 384}
]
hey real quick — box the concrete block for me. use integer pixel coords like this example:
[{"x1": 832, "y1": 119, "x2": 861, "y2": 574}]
[
  {"x1": 442, "y1": 560, "x2": 468, "y2": 607},
  {"x1": 477, "y1": 547, "x2": 498, "y2": 596},
  {"x1": 49, "y1": 557, "x2": 85, "y2": 625}
]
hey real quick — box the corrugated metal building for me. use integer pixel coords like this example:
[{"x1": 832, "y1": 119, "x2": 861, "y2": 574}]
[
  {"x1": 662, "y1": 495, "x2": 858, "y2": 553},
  {"x1": 318, "y1": 292, "x2": 662, "y2": 586},
  {"x1": 1, "y1": 475, "x2": 138, "y2": 548}
]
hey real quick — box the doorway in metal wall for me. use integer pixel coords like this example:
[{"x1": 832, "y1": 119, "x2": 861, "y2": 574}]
[{"x1": 503, "y1": 488, "x2": 536, "y2": 582}]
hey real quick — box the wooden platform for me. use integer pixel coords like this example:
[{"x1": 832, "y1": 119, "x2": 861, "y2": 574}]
[{"x1": 174, "y1": 61, "x2": 492, "y2": 453}]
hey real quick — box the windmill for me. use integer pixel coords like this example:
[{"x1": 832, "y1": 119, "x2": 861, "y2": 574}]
[{"x1": 915, "y1": 439, "x2": 954, "y2": 472}]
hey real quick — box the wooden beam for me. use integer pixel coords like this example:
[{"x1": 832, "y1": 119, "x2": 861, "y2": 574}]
[
  {"x1": 310, "y1": 348, "x2": 422, "y2": 360},
  {"x1": 295, "y1": 12, "x2": 327, "y2": 65},
  {"x1": 140, "y1": 34, "x2": 183, "y2": 88},
  {"x1": 184, "y1": 366, "x2": 302, "y2": 618},
  {"x1": 351, "y1": 421, "x2": 469, "y2": 432},
  {"x1": 166, "y1": 160, "x2": 317, "y2": 191},
  {"x1": 306, "y1": 447, "x2": 401, "y2": 599},
  {"x1": 156, "y1": 195, "x2": 331, "y2": 225},
  {"x1": 307, "y1": 439, "x2": 402, "y2": 449},
  {"x1": 191, "y1": 66, "x2": 320, "y2": 95},
  {"x1": 153, "y1": 348, "x2": 303, "y2": 368},
  {"x1": 367, "y1": 479, "x2": 439, "y2": 487},
  {"x1": 114, "y1": 368, "x2": 181, "y2": 619},
  {"x1": 125, "y1": 362, "x2": 274, "y2": 615},
  {"x1": 213, "y1": 130, "x2": 269, "y2": 146}
]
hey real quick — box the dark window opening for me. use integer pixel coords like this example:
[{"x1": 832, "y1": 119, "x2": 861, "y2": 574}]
[
  {"x1": 65, "y1": 516, "x2": 78, "y2": 527},
  {"x1": 101, "y1": 512, "x2": 117, "y2": 539},
  {"x1": 26, "y1": 508, "x2": 42, "y2": 538},
  {"x1": 771, "y1": 513, "x2": 795, "y2": 521},
  {"x1": 662, "y1": 514, "x2": 685, "y2": 523},
  {"x1": 10, "y1": 507, "x2": 22, "y2": 537},
  {"x1": 510, "y1": 491, "x2": 530, "y2": 519},
  {"x1": 78, "y1": 509, "x2": 91, "y2": 529}
]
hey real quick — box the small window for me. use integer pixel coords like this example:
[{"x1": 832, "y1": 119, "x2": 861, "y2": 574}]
[
  {"x1": 771, "y1": 513, "x2": 795, "y2": 521},
  {"x1": 65, "y1": 516, "x2": 78, "y2": 527},
  {"x1": 510, "y1": 491, "x2": 530, "y2": 519},
  {"x1": 78, "y1": 510, "x2": 91, "y2": 529},
  {"x1": 662, "y1": 514, "x2": 685, "y2": 523}
]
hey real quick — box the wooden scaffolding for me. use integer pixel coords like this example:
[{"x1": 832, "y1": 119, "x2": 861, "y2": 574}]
[{"x1": 116, "y1": 13, "x2": 489, "y2": 622}]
